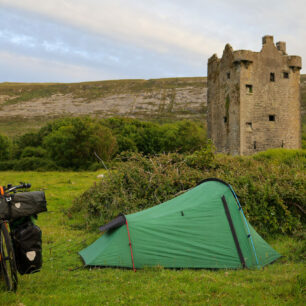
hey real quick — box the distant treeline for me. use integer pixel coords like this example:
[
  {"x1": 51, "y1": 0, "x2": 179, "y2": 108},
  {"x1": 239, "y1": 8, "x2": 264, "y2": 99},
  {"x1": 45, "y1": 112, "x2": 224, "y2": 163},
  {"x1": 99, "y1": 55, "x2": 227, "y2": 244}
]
[{"x1": 0, "y1": 117, "x2": 207, "y2": 171}]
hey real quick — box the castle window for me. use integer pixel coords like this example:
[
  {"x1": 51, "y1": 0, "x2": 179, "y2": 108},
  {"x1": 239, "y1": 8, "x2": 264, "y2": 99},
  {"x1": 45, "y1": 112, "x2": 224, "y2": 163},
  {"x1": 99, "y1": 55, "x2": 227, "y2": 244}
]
[
  {"x1": 227, "y1": 72, "x2": 230, "y2": 79},
  {"x1": 246, "y1": 84, "x2": 253, "y2": 93},
  {"x1": 224, "y1": 116, "x2": 227, "y2": 123},
  {"x1": 246, "y1": 122, "x2": 252, "y2": 131},
  {"x1": 269, "y1": 115, "x2": 275, "y2": 121},
  {"x1": 281, "y1": 140, "x2": 284, "y2": 148},
  {"x1": 270, "y1": 73, "x2": 275, "y2": 82},
  {"x1": 253, "y1": 141, "x2": 256, "y2": 149},
  {"x1": 283, "y1": 72, "x2": 289, "y2": 79}
]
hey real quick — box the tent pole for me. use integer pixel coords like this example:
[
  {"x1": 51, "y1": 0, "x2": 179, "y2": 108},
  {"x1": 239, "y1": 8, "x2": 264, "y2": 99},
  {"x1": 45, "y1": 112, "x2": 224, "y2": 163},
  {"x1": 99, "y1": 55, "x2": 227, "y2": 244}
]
[
  {"x1": 126, "y1": 220, "x2": 136, "y2": 272},
  {"x1": 229, "y1": 185, "x2": 259, "y2": 267},
  {"x1": 221, "y1": 196, "x2": 246, "y2": 268}
]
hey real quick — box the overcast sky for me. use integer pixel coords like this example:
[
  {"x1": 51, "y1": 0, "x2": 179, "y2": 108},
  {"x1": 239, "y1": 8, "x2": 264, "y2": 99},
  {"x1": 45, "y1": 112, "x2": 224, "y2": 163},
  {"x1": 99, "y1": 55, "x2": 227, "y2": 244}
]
[{"x1": 0, "y1": 0, "x2": 305, "y2": 82}]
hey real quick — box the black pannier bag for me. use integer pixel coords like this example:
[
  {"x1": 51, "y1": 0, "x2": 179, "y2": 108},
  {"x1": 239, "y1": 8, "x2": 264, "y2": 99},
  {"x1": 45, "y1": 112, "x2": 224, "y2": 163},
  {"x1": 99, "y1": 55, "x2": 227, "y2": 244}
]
[
  {"x1": 11, "y1": 220, "x2": 42, "y2": 275},
  {"x1": 0, "y1": 191, "x2": 47, "y2": 220}
]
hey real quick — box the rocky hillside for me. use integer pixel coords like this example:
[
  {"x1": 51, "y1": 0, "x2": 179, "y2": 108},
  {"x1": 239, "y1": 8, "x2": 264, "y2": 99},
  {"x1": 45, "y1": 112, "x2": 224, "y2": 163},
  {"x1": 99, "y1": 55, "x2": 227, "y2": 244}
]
[
  {"x1": 0, "y1": 75, "x2": 305, "y2": 136},
  {"x1": 0, "y1": 77, "x2": 207, "y2": 121}
]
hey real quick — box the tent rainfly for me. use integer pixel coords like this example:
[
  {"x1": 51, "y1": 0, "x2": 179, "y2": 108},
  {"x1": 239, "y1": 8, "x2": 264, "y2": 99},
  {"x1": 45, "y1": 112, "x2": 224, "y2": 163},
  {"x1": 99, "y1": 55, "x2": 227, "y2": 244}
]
[{"x1": 79, "y1": 178, "x2": 280, "y2": 269}]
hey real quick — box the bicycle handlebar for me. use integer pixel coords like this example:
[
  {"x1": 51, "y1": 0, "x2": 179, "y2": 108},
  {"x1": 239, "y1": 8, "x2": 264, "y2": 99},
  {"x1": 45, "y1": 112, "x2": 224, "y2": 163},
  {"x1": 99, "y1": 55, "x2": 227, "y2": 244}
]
[{"x1": 4, "y1": 183, "x2": 31, "y2": 193}]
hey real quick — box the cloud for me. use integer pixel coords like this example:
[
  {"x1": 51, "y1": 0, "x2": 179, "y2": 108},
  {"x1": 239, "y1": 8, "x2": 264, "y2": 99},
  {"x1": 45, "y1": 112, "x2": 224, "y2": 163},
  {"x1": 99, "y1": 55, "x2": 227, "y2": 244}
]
[
  {"x1": 0, "y1": 0, "x2": 225, "y2": 57},
  {"x1": 0, "y1": 0, "x2": 304, "y2": 82},
  {"x1": 0, "y1": 51, "x2": 114, "y2": 82}
]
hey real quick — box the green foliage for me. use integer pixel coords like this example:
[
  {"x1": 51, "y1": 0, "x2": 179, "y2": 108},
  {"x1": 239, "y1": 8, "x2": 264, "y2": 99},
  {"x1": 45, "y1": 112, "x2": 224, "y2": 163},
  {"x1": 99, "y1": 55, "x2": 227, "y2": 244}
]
[
  {"x1": 12, "y1": 132, "x2": 43, "y2": 159},
  {"x1": 70, "y1": 152, "x2": 204, "y2": 229},
  {"x1": 14, "y1": 132, "x2": 42, "y2": 154},
  {"x1": 21, "y1": 146, "x2": 47, "y2": 158},
  {"x1": 42, "y1": 117, "x2": 117, "y2": 169},
  {"x1": 0, "y1": 171, "x2": 304, "y2": 305},
  {"x1": 12, "y1": 157, "x2": 60, "y2": 171},
  {"x1": 302, "y1": 122, "x2": 306, "y2": 149},
  {"x1": 0, "y1": 160, "x2": 15, "y2": 170},
  {"x1": 253, "y1": 148, "x2": 305, "y2": 164},
  {"x1": 102, "y1": 117, "x2": 206, "y2": 155},
  {"x1": 1, "y1": 117, "x2": 207, "y2": 170},
  {"x1": 0, "y1": 134, "x2": 11, "y2": 160},
  {"x1": 185, "y1": 140, "x2": 215, "y2": 169},
  {"x1": 71, "y1": 149, "x2": 305, "y2": 235}
]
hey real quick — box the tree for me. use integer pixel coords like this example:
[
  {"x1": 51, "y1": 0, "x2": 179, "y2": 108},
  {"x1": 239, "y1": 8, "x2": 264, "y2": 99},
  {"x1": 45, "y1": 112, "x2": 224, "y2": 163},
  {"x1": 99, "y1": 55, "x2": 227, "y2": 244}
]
[
  {"x1": 43, "y1": 117, "x2": 117, "y2": 169},
  {"x1": 0, "y1": 134, "x2": 11, "y2": 161}
]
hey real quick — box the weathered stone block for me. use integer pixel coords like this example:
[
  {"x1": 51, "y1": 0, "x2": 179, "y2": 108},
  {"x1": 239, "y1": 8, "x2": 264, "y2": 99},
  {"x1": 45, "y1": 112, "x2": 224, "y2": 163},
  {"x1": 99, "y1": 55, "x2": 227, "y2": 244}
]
[{"x1": 207, "y1": 35, "x2": 302, "y2": 155}]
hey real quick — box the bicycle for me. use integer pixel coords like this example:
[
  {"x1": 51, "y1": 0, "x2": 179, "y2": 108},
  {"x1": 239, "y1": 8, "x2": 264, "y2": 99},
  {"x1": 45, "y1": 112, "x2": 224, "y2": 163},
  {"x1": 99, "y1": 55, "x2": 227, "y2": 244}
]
[{"x1": 0, "y1": 183, "x2": 31, "y2": 292}]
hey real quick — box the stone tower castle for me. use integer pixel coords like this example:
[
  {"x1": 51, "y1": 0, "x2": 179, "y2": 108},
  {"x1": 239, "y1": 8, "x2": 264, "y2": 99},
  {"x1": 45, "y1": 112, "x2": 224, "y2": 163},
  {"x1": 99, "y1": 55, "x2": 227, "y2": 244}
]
[{"x1": 207, "y1": 35, "x2": 302, "y2": 155}]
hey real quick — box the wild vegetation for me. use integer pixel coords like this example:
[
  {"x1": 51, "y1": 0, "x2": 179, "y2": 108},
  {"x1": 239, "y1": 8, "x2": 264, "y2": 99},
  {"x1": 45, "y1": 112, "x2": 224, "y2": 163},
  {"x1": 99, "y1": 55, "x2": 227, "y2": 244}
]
[
  {"x1": 71, "y1": 149, "x2": 305, "y2": 236},
  {"x1": 0, "y1": 171, "x2": 304, "y2": 305},
  {"x1": 0, "y1": 91, "x2": 304, "y2": 302},
  {"x1": 0, "y1": 117, "x2": 207, "y2": 171},
  {"x1": 0, "y1": 77, "x2": 206, "y2": 106}
]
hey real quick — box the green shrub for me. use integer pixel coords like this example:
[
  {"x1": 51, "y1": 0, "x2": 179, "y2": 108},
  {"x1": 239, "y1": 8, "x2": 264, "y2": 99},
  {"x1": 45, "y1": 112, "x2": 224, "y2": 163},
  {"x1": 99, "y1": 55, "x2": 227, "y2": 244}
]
[
  {"x1": 253, "y1": 148, "x2": 305, "y2": 165},
  {"x1": 0, "y1": 160, "x2": 15, "y2": 170},
  {"x1": 70, "y1": 152, "x2": 204, "y2": 229},
  {"x1": 21, "y1": 146, "x2": 47, "y2": 158},
  {"x1": 70, "y1": 150, "x2": 305, "y2": 235},
  {"x1": 4, "y1": 117, "x2": 208, "y2": 170},
  {"x1": 13, "y1": 132, "x2": 42, "y2": 158},
  {"x1": 43, "y1": 117, "x2": 117, "y2": 169},
  {"x1": 101, "y1": 117, "x2": 207, "y2": 155},
  {"x1": 88, "y1": 162, "x2": 105, "y2": 171},
  {"x1": 13, "y1": 157, "x2": 60, "y2": 171},
  {"x1": 0, "y1": 134, "x2": 11, "y2": 160},
  {"x1": 185, "y1": 140, "x2": 215, "y2": 169}
]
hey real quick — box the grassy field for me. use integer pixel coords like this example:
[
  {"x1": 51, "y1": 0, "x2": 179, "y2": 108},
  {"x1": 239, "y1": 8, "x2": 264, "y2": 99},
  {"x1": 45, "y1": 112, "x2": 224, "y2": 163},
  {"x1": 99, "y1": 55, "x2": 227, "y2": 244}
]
[
  {"x1": 0, "y1": 117, "x2": 56, "y2": 138},
  {"x1": 0, "y1": 171, "x2": 304, "y2": 305}
]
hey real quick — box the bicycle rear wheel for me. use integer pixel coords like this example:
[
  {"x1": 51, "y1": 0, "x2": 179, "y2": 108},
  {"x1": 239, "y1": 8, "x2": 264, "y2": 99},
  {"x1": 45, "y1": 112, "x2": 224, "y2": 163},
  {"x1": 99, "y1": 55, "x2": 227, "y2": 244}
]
[{"x1": 0, "y1": 222, "x2": 18, "y2": 291}]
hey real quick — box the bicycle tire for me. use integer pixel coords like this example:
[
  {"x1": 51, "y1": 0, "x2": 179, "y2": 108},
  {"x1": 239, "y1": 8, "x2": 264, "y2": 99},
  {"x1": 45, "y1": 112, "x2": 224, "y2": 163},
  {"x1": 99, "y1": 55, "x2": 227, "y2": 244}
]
[{"x1": 0, "y1": 222, "x2": 18, "y2": 291}]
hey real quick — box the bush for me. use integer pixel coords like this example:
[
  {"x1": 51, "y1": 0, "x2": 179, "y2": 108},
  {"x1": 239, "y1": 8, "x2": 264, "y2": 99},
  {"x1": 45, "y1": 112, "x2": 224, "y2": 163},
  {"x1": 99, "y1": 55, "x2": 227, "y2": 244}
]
[
  {"x1": 101, "y1": 117, "x2": 207, "y2": 155},
  {"x1": 70, "y1": 152, "x2": 204, "y2": 229},
  {"x1": 70, "y1": 150, "x2": 305, "y2": 235},
  {"x1": 4, "y1": 117, "x2": 208, "y2": 170},
  {"x1": 185, "y1": 140, "x2": 215, "y2": 169},
  {"x1": 0, "y1": 160, "x2": 15, "y2": 170},
  {"x1": 21, "y1": 146, "x2": 47, "y2": 158},
  {"x1": 0, "y1": 134, "x2": 11, "y2": 160},
  {"x1": 43, "y1": 117, "x2": 117, "y2": 169},
  {"x1": 13, "y1": 132, "x2": 42, "y2": 159},
  {"x1": 13, "y1": 157, "x2": 60, "y2": 171}
]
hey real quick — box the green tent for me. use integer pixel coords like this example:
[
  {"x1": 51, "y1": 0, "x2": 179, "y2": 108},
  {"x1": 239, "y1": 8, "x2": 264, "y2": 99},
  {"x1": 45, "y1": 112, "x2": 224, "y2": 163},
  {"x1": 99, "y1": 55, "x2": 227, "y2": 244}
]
[{"x1": 79, "y1": 178, "x2": 280, "y2": 269}]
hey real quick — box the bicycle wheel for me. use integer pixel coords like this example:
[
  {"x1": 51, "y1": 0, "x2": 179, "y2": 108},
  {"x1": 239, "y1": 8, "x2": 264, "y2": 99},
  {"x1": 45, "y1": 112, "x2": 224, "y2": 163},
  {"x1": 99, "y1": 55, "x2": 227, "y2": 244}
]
[{"x1": 0, "y1": 222, "x2": 18, "y2": 291}]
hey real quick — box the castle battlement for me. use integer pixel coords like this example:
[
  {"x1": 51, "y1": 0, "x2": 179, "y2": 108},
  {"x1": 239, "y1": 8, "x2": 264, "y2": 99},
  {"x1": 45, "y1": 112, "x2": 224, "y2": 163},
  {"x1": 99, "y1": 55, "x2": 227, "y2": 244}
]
[{"x1": 207, "y1": 35, "x2": 302, "y2": 155}]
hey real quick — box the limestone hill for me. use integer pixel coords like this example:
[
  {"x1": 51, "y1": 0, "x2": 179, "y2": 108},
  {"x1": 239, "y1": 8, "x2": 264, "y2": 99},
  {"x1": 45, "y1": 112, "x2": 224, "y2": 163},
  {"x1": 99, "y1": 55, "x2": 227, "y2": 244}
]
[{"x1": 0, "y1": 75, "x2": 305, "y2": 137}]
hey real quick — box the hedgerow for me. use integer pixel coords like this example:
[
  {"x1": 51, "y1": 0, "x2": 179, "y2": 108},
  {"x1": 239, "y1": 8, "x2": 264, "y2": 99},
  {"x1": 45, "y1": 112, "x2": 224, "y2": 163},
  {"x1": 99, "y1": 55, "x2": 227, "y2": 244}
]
[
  {"x1": 0, "y1": 117, "x2": 207, "y2": 170},
  {"x1": 70, "y1": 149, "x2": 305, "y2": 236}
]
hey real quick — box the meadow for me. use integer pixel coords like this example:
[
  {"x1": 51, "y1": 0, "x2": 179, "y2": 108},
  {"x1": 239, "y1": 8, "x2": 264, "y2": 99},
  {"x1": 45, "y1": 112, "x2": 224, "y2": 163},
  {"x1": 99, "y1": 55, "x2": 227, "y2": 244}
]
[{"x1": 0, "y1": 171, "x2": 304, "y2": 305}]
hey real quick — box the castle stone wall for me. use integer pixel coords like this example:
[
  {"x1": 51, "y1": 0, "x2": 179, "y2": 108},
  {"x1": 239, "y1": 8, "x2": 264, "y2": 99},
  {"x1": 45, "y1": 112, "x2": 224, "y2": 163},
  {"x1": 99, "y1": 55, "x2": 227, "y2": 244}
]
[{"x1": 208, "y1": 36, "x2": 302, "y2": 155}]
